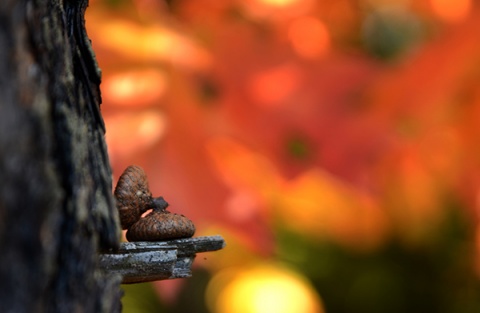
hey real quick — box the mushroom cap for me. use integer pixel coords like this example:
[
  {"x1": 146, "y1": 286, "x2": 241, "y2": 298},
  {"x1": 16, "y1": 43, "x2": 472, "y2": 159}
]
[
  {"x1": 126, "y1": 209, "x2": 196, "y2": 241},
  {"x1": 114, "y1": 165, "x2": 153, "y2": 229}
]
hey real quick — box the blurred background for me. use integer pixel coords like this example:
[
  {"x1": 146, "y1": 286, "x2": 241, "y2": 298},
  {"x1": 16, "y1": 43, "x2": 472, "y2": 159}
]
[{"x1": 86, "y1": 0, "x2": 480, "y2": 312}]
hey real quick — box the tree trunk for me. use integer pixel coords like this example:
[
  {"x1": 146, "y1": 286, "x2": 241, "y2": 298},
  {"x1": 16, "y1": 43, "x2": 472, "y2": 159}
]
[{"x1": 0, "y1": 0, "x2": 122, "y2": 312}]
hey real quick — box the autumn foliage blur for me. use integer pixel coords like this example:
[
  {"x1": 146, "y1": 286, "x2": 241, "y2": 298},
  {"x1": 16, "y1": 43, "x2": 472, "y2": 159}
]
[{"x1": 86, "y1": 0, "x2": 480, "y2": 312}]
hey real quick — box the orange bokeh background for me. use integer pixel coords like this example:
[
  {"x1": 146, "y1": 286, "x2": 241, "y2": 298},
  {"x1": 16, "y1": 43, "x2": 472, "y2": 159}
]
[{"x1": 86, "y1": 0, "x2": 480, "y2": 312}]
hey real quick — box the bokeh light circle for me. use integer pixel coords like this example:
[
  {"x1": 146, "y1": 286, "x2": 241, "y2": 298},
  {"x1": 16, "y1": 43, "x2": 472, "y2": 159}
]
[{"x1": 206, "y1": 263, "x2": 324, "y2": 313}]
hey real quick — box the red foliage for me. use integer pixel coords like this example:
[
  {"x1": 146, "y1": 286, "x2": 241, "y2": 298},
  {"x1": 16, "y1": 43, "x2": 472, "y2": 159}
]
[{"x1": 86, "y1": 0, "x2": 480, "y2": 259}]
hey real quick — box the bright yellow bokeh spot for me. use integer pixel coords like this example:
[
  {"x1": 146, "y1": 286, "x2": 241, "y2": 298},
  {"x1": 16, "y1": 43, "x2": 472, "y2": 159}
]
[{"x1": 207, "y1": 264, "x2": 324, "y2": 313}]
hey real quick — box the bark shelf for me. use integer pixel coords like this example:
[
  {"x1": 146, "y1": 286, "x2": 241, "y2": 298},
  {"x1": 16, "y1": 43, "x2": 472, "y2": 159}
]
[{"x1": 99, "y1": 235, "x2": 226, "y2": 284}]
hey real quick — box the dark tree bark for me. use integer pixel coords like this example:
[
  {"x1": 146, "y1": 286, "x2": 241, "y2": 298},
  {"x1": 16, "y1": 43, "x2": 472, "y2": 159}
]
[{"x1": 0, "y1": 0, "x2": 122, "y2": 312}]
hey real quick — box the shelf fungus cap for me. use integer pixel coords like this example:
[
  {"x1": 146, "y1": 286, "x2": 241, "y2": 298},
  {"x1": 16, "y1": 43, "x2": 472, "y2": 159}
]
[
  {"x1": 114, "y1": 165, "x2": 153, "y2": 229},
  {"x1": 126, "y1": 209, "x2": 196, "y2": 241}
]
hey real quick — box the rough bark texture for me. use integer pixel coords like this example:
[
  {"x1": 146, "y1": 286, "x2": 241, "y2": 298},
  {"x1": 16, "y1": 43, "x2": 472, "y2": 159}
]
[
  {"x1": 0, "y1": 0, "x2": 121, "y2": 312},
  {"x1": 100, "y1": 235, "x2": 226, "y2": 284}
]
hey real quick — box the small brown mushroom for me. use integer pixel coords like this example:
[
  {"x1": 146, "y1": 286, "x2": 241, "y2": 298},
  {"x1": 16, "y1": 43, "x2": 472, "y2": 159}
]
[
  {"x1": 115, "y1": 165, "x2": 196, "y2": 241},
  {"x1": 126, "y1": 206, "x2": 196, "y2": 242},
  {"x1": 114, "y1": 165, "x2": 155, "y2": 229}
]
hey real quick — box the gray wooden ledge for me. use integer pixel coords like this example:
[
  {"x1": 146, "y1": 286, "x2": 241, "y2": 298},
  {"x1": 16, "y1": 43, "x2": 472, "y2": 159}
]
[{"x1": 99, "y1": 235, "x2": 225, "y2": 284}]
